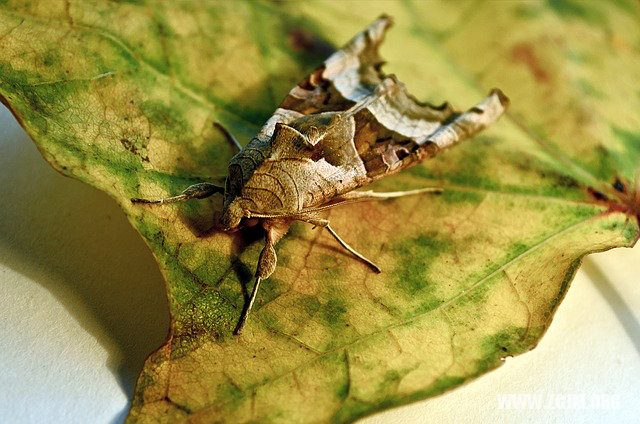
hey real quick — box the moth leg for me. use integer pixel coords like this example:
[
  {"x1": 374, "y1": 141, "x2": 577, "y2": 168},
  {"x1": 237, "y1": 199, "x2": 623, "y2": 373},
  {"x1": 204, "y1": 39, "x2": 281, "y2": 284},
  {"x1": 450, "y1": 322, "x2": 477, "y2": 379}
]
[
  {"x1": 294, "y1": 215, "x2": 381, "y2": 273},
  {"x1": 131, "y1": 182, "x2": 224, "y2": 204},
  {"x1": 325, "y1": 225, "x2": 381, "y2": 273},
  {"x1": 214, "y1": 122, "x2": 243, "y2": 152},
  {"x1": 234, "y1": 219, "x2": 290, "y2": 335}
]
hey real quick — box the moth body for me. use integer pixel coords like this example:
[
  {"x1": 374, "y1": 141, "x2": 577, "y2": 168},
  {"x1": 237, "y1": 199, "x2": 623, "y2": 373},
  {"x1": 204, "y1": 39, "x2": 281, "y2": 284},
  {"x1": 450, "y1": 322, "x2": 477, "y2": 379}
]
[{"x1": 221, "y1": 111, "x2": 367, "y2": 230}]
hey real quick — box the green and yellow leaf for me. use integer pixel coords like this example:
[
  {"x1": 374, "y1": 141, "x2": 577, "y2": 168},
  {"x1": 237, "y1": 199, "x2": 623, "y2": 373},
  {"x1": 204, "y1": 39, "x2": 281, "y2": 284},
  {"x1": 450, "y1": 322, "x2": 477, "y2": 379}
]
[{"x1": 0, "y1": 1, "x2": 638, "y2": 422}]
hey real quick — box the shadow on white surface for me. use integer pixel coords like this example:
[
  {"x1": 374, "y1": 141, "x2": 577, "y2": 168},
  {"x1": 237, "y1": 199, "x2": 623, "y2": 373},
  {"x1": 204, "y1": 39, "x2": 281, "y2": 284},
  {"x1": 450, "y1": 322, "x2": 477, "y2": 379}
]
[
  {"x1": 583, "y1": 260, "x2": 640, "y2": 357},
  {"x1": 0, "y1": 106, "x2": 169, "y2": 418}
]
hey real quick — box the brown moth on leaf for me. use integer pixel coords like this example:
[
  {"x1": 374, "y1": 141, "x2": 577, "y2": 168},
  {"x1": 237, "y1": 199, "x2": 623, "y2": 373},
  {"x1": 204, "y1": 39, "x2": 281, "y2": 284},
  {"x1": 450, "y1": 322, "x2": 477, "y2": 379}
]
[{"x1": 132, "y1": 15, "x2": 509, "y2": 334}]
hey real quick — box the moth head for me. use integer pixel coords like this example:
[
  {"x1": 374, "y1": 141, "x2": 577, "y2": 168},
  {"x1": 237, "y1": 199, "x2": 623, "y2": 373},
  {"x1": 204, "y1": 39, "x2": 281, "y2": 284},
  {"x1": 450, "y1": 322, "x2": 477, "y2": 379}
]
[{"x1": 219, "y1": 200, "x2": 245, "y2": 231}]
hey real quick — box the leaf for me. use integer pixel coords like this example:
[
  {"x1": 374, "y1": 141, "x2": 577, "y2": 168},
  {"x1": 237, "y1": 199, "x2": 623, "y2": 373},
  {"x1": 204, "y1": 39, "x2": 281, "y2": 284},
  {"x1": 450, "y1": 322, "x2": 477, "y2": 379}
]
[{"x1": 0, "y1": 1, "x2": 638, "y2": 422}]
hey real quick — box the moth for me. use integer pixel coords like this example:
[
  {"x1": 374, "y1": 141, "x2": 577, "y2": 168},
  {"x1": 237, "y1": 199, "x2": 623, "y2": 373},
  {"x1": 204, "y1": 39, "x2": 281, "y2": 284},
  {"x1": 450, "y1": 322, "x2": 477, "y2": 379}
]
[{"x1": 132, "y1": 15, "x2": 509, "y2": 334}]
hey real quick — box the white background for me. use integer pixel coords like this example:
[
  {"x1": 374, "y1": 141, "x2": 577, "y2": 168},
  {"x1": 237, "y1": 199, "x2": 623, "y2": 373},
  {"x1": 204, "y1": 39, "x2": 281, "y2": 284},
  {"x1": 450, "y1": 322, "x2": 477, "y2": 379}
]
[{"x1": 0, "y1": 105, "x2": 638, "y2": 423}]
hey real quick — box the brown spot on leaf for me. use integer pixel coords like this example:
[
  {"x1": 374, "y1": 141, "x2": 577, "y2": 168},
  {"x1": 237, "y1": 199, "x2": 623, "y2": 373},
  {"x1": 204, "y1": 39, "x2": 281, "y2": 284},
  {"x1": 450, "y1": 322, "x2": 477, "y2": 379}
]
[
  {"x1": 587, "y1": 177, "x2": 640, "y2": 229},
  {"x1": 120, "y1": 138, "x2": 149, "y2": 162},
  {"x1": 613, "y1": 177, "x2": 626, "y2": 193},
  {"x1": 510, "y1": 43, "x2": 550, "y2": 84},
  {"x1": 587, "y1": 187, "x2": 608, "y2": 202}
]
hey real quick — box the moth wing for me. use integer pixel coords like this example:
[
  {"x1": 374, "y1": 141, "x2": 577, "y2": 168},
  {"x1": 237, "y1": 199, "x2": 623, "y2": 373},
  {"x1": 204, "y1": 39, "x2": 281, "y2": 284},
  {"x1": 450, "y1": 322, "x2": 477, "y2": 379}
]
[{"x1": 277, "y1": 15, "x2": 509, "y2": 182}]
